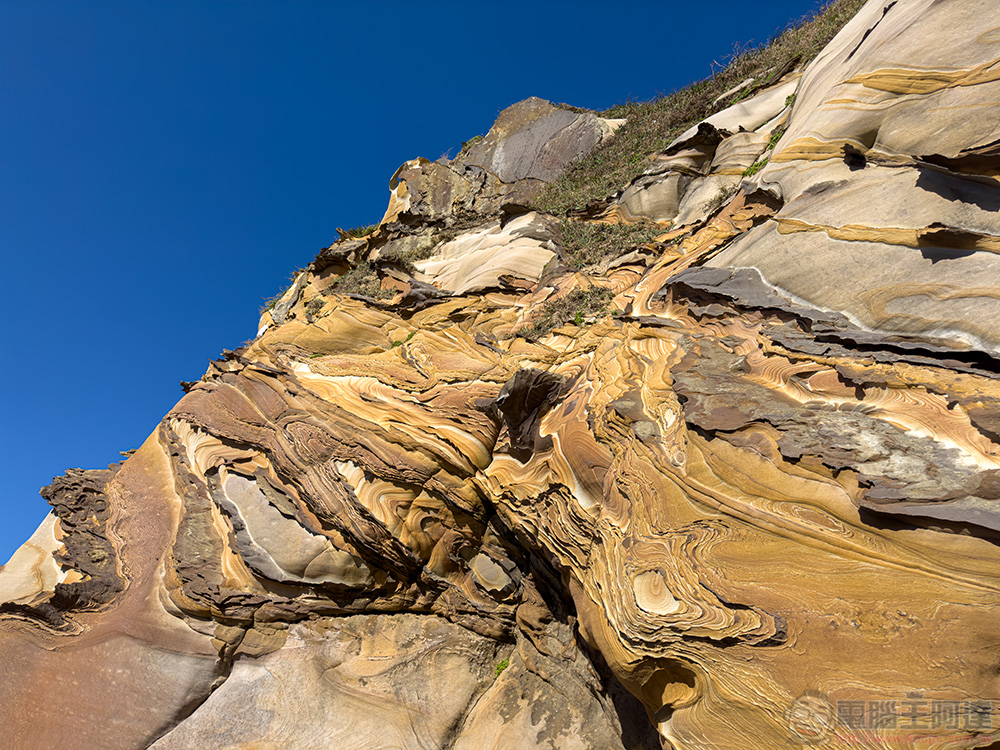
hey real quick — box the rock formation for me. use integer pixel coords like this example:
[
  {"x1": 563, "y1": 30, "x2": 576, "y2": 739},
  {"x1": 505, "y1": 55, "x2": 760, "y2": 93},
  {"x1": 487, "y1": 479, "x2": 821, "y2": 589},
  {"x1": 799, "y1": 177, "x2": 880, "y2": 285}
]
[{"x1": 4, "y1": 1, "x2": 1000, "y2": 747}]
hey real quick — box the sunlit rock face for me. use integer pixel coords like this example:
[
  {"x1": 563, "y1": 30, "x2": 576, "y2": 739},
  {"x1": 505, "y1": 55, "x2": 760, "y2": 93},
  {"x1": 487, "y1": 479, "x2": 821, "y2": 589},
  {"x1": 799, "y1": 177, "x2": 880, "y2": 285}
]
[
  {"x1": 713, "y1": 0, "x2": 1000, "y2": 356},
  {"x1": 379, "y1": 97, "x2": 624, "y2": 227},
  {"x1": 5, "y1": 2, "x2": 1000, "y2": 748}
]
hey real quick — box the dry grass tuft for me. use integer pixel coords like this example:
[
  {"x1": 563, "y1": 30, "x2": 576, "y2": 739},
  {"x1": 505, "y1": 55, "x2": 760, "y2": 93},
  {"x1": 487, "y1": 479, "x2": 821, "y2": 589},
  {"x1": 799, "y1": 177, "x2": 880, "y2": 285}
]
[
  {"x1": 533, "y1": 0, "x2": 866, "y2": 216},
  {"x1": 521, "y1": 287, "x2": 616, "y2": 340},
  {"x1": 558, "y1": 220, "x2": 661, "y2": 269}
]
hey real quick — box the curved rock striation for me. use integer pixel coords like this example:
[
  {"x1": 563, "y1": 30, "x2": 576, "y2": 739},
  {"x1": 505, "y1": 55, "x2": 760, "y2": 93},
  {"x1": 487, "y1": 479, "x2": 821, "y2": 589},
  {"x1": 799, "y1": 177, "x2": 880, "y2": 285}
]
[
  {"x1": 5, "y1": 2, "x2": 1000, "y2": 748},
  {"x1": 713, "y1": 0, "x2": 1000, "y2": 355}
]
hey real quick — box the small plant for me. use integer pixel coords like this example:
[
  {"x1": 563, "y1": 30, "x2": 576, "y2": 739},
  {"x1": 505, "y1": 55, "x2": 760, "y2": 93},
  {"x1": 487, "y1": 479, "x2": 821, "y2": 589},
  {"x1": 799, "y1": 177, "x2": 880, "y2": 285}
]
[
  {"x1": 389, "y1": 332, "x2": 415, "y2": 348},
  {"x1": 785, "y1": 93, "x2": 797, "y2": 109},
  {"x1": 494, "y1": 658, "x2": 509, "y2": 678},
  {"x1": 458, "y1": 134, "x2": 484, "y2": 156},
  {"x1": 767, "y1": 126, "x2": 786, "y2": 150},
  {"x1": 260, "y1": 293, "x2": 283, "y2": 314},
  {"x1": 379, "y1": 244, "x2": 437, "y2": 274},
  {"x1": 743, "y1": 157, "x2": 769, "y2": 177},
  {"x1": 260, "y1": 268, "x2": 307, "y2": 314}
]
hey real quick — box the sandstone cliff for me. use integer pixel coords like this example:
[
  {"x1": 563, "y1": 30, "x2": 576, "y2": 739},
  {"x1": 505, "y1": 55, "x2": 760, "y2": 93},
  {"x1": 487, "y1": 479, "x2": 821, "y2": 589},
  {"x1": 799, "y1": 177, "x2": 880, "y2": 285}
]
[{"x1": 4, "y1": 1, "x2": 1000, "y2": 748}]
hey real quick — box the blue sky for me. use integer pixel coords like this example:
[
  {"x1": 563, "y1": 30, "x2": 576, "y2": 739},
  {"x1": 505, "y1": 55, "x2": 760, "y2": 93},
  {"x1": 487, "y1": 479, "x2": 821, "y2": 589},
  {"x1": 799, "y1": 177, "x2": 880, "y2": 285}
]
[{"x1": 1, "y1": 0, "x2": 826, "y2": 560}]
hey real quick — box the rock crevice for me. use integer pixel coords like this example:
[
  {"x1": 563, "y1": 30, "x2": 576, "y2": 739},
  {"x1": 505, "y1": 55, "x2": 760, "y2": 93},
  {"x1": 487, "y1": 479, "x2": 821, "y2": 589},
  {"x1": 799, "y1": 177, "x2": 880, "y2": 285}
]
[{"x1": 5, "y1": 2, "x2": 1000, "y2": 748}]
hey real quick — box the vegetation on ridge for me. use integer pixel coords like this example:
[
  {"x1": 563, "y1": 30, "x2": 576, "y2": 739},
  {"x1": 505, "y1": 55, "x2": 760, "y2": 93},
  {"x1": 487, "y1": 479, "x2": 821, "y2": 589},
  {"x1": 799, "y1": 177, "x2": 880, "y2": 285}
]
[
  {"x1": 532, "y1": 0, "x2": 866, "y2": 216},
  {"x1": 329, "y1": 260, "x2": 394, "y2": 299},
  {"x1": 379, "y1": 243, "x2": 439, "y2": 274},
  {"x1": 339, "y1": 224, "x2": 379, "y2": 239},
  {"x1": 521, "y1": 287, "x2": 615, "y2": 341},
  {"x1": 260, "y1": 268, "x2": 307, "y2": 313},
  {"x1": 558, "y1": 219, "x2": 661, "y2": 270},
  {"x1": 261, "y1": 0, "x2": 867, "y2": 330}
]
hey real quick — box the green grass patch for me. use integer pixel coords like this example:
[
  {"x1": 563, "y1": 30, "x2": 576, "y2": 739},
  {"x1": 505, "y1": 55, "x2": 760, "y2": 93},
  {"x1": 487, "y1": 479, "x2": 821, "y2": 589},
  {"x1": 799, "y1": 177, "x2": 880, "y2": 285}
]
[
  {"x1": 558, "y1": 219, "x2": 661, "y2": 269},
  {"x1": 458, "y1": 134, "x2": 483, "y2": 156},
  {"x1": 532, "y1": 0, "x2": 865, "y2": 216},
  {"x1": 522, "y1": 287, "x2": 615, "y2": 340},
  {"x1": 340, "y1": 224, "x2": 379, "y2": 239},
  {"x1": 328, "y1": 261, "x2": 394, "y2": 300},
  {"x1": 743, "y1": 157, "x2": 769, "y2": 177},
  {"x1": 390, "y1": 331, "x2": 416, "y2": 348},
  {"x1": 494, "y1": 658, "x2": 509, "y2": 678}
]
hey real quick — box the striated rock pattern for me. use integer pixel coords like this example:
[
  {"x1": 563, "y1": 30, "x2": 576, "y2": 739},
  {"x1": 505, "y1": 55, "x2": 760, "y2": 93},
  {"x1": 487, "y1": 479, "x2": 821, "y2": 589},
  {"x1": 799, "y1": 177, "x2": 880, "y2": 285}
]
[{"x1": 5, "y1": 2, "x2": 1000, "y2": 748}]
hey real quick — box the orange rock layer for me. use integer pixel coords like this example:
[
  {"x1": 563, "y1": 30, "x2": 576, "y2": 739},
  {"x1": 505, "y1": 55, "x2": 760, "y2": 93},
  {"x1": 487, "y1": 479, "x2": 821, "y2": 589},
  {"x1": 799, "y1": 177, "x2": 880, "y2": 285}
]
[{"x1": 3, "y1": 3, "x2": 1000, "y2": 748}]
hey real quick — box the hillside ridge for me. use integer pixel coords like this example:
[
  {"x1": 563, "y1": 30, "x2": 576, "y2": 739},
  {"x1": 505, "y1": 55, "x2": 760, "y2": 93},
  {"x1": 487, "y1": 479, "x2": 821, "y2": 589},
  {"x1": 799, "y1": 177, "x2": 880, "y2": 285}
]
[{"x1": 4, "y1": 1, "x2": 1000, "y2": 748}]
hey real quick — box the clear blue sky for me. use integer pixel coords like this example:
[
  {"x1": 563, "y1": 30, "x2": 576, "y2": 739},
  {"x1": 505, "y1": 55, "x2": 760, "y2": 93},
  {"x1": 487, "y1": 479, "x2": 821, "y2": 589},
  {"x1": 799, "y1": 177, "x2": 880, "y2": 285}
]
[{"x1": 1, "y1": 0, "x2": 827, "y2": 561}]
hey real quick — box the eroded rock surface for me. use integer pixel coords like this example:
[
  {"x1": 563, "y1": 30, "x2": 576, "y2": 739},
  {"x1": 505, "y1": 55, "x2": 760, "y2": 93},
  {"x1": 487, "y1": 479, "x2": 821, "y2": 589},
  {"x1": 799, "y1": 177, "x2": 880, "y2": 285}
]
[
  {"x1": 713, "y1": 0, "x2": 1000, "y2": 353},
  {"x1": 5, "y1": 2, "x2": 1000, "y2": 748}
]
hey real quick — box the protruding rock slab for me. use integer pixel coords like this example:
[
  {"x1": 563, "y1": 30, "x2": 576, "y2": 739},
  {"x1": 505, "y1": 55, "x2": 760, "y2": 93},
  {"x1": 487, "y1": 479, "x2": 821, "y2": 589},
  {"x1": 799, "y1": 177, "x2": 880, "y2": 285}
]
[
  {"x1": 712, "y1": 0, "x2": 1000, "y2": 354},
  {"x1": 0, "y1": 437, "x2": 220, "y2": 750},
  {"x1": 382, "y1": 98, "x2": 621, "y2": 225},
  {"x1": 463, "y1": 96, "x2": 623, "y2": 184},
  {"x1": 6, "y1": 3, "x2": 1000, "y2": 750},
  {"x1": 414, "y1": 212, "x2": 560, "y2": 294}
]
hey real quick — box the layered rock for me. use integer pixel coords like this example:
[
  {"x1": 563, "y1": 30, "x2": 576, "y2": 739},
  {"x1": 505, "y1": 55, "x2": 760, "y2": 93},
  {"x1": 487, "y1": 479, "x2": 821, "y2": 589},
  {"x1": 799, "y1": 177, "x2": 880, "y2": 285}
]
[
  {"x1": 378, "y1": 97, "x2": 623, "y2": 227},
  {"x1": 714, "y1": 0, "x2": 1000, "y2": 356},
  {"x1": 5, "y1": 2, "x2": 1000, "y2": 748}
]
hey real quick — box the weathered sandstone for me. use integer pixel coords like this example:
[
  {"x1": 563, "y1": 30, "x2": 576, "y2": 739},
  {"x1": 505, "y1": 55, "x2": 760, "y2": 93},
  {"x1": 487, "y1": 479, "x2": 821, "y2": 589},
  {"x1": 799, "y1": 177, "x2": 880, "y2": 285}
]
[{"x1": 4, "y1": 2, "x2": 1000, "y2": 748}]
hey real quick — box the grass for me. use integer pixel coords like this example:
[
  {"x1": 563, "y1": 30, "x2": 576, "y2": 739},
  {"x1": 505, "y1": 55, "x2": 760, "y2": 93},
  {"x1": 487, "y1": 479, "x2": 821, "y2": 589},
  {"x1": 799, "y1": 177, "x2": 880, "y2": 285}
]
[
  {"x1": 304, "y1": 297, "x2": 324, "y2": 316},
  {"x1": 339, "y1": 224, "x2": 379, "y2": 239},
  {"x1": 532, "y1": 0, "x2": 866, "y2": 216},
  {"x1": 458, "y1": 134, "x2": 483, "y2": 157},
  {"x1": 743, "y1": 157, "x2": 770, "y2": 177},
  {"x1": 379, "y1": 243, "x2": 439, "y2": 274},
  {"x1": 494, "y1": 658, "x2": 509, "y2": 678},
  {"x1": 521, "y1": 287, "x2": 615, "y2": 340},
  {"x1": 390, "y1": 331, "x2": 416, "y2": 348},
  {"x1": 328, "y1": 261, "x2": 394, "y2": 300},
  {"x1": 260, "y1": 268, "x2": 307, "y2": 313},
  {"x1": 260, "y1": 291, "x2": 285, "y2": 314},
  {"x1": 558, "y1": 219, "x2": 661, "y2": 269},
  {"x1": 321, "y1": 235, "x2": 448, "y2": 304}
]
